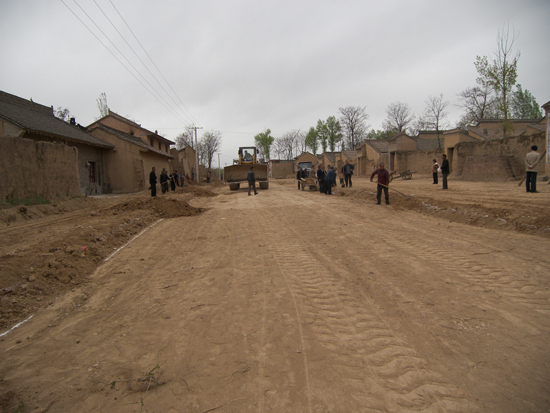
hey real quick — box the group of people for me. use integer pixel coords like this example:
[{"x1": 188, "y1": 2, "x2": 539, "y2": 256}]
[{"x1": 149, "y1": 167, "x2": 190, "y2": 197}]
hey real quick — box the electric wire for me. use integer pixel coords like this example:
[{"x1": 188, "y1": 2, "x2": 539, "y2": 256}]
[
  {"x1": 108, "y1": 0, "x2": 201, "y2": 126},
  {"x1": 71, "y1": 0, "x2": 189, "y2": 126},
  {"x1": 92, "y1": 0, "x2": 196, "y2": 126},
  {"x1": 60, "y1": 0, "x2": 192, "y2": 127}
]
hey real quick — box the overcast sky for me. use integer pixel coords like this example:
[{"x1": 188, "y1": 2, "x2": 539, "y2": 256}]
[{"x1": 2, "y1": 0, "x2": 549, "y2": 166}]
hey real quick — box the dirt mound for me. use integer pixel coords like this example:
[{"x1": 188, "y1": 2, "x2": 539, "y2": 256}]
[
  {"x1": 338, "y1": 186, "x2": 550, "y2": 237},
  {"x1": 0, "y1": 194, "x2": 204, "y2": 331},
  {"x1": 111, "y1": 197, "x2": 202, "y2": 218}
]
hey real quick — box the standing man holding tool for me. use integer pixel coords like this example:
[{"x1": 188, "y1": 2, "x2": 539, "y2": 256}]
[{"x1": 370, "y1": 162, "x2": 390, "y2": 205}]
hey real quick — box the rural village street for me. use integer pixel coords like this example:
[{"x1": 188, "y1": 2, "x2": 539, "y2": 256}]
[{"x1": 1, "y1": 177, "x2": 549, "y2": 412}]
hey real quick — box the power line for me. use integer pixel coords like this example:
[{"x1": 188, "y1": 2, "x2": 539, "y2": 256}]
[
  {"x1": 108, "y1": 0, "x2": 201, "y2": 126},
  {"x1": 61, "y1": 0, "x2": 196, "y2": 128},
  {"x1": 71, "y1": 0, "x2": 190, "y2": 126},
  {"x1": 93, "y1": 0, "x2": 197, "y2": 126}
]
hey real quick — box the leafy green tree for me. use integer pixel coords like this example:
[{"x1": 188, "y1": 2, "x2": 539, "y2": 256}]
[
  {"x1": 475, "y1": 23, "x2": 519, "y2": 137},
  {"x1": 325, "y1": 116, "x2": 343, "y2": 152},
  {"x1": 316, "y1": 120, "x2": 328, "y2": 153},
  {"x1": 254, "y1": 129, "x2": 274, "y2": 161},
  {"x1": 510, "y1": 84, "x2": 542, "y2": 119},
  {"x1": 304, "y1": 127, "x2": 319, "y2": 155},
  {"x1": 366, "y1": 129, "x2": 397, "y2": 140}
]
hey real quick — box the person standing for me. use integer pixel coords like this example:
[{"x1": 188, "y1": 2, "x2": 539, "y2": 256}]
[
  {"x1": 432, "y1": 159, "x2": 439, "y2": 184},
  {"x1": 370, "y1": 162, "x2": 390, "y2": 205},
  {"x1": 180, "y1": 171, "x2": 185, "y2": 186},
  {"x1": 297, "y1": 167, "x2": 303, "y2": 190},
  {"x1": 170, "y1": 171, "x2": 176, "y2": 191},
  {"x1": 206, "y1": 170, "x2": 211, "y2": 183},
  {"x1": 525, "y1": 145, "x2": 541, "y2": 193},
  {"x1": 191, "y1": 168, "x2": 195, "y2": 182},
  {"x1": 342, "y1": 160, "x2": 354, "y2": 187},
  {"x1": 149, "y1": 167, "x2": 157, "y2": 197},
  {"x1": 160, "y1": 169, "x2": 169, "y2": 194},
  {"x1": 441, "y1": 154, "x2": 450, "y2": 190},
  {"x1": 317, "y1": 165, "x2": 326, "y2": 194},
  {"x1": 325, "y1": 166, "x2": 336, "y2": 195},
  {"x1": 247, "y1": 166, "x2": 258, "y2": 196}
]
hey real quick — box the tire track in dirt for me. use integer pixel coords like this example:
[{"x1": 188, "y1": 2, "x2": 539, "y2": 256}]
[{"x1": 256, "y1": 206, "x2": 475, "y2": 412}]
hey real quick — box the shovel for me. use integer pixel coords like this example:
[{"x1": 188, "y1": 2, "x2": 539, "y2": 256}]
[{"x1": 373, "y1": 181, "x2": 414, "y2": 197}]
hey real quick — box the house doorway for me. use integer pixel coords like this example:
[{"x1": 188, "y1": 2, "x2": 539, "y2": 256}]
[{"x1": 446, "y1": 148, "x2": 454, "y2": 172}]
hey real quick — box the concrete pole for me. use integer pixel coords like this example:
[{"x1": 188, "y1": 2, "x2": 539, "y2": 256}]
[{"x1": 193, "y1": 127, "x2": 202, "y2": 183}]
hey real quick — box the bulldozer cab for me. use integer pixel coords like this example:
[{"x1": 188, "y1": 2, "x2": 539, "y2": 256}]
[{"x1": 238, "y1": 147, "x2": 258, "y2": 165}]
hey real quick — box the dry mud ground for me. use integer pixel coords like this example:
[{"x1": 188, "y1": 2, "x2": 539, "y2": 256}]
[{"x1": 0, "y1": 176, "x2": 549, "y2": 413}]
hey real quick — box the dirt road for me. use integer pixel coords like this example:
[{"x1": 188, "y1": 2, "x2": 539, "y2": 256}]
[{"x1": 1, "y1": 177, "x2": 549, "y2": 412}]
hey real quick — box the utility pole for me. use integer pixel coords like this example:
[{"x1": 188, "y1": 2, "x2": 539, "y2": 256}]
[
  {"x1": 193, "y1": 126, "x2": 203, "y2": 183},
  {"x1": 217, "y1": 153, "x2": 221, "y2": 178}
]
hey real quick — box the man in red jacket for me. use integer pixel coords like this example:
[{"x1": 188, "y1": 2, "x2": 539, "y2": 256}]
[{"x1": 370, "y1": 163, "x2": 390, "y2": 205}]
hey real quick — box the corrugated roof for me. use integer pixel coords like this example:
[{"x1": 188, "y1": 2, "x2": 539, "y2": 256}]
[
  {"x1": 0, "y1": 90, "x2": 113, "y2": 148},
  {"x1": 90, "y1": 124, "x2": 173, "y2": 159}
]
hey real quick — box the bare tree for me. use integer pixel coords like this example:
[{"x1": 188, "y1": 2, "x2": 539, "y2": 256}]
[
  {"x1": 96, "y1": 92, "x2": 109, "y2": 118},
  {"x1": 475, "y1": 23, "x2": 520, "y2": 137},
  {"x1": 338, "y1": 106, "x2": 369, "y2": 150},
  {"x1": 174, "y1": 125, "x2": 196, "y2": 149},
  {"x1": 456, "y1": 85, "x2": 499, "y2": 129},
  {"x1": 54, "y1": 107, "x2": 72, "y2": 123},
  {"x1": 199, "y1": 130, "x2": 222, "y2": 169},
  {"x1": 416, "y1": 94, "x2": 450, "y2": 149},
  {"x1": 275, "y1": 130, "x2": 301, "y2": 160},
  {"x1": 382, "y1": 101, "x2": 414, "y2": 134}
]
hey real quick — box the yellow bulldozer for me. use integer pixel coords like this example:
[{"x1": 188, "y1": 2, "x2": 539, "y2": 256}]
[{"x1": 224, "y1": 146, "x2": 269, "y2": 191}]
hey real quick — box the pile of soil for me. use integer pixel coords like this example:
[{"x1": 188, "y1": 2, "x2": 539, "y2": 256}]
[{"x1": 0, "y1": 193, "x2": 204, "y2": 330}]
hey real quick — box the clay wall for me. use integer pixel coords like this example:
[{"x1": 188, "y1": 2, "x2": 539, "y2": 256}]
[
  {"x1": 270, "y1": 162, "x2": 294, "y2": 179},
  {"x1": 453, "y1": 134, "x2": 545, "y2": 181},
  {"x1": 0, "y1": 136, "x2": 80, "y2": 201},
  {"x1": 395, "y1": 149, "x2": 444, "y2": 174}
]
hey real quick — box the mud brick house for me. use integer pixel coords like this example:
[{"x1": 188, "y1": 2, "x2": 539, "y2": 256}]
[
  {"x1": 0, "y1": 90, "x2": 113, "y2": 197},
  {"x1": 87, "y1": 111, "x2": 174, "y2": 193},
  {"x1": 355, "y1": 139, "x2": 388, "y2": 175}
]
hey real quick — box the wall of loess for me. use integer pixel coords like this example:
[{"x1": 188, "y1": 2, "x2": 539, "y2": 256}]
[
  {"x1": 0, "y1": 136, "x2": 80, "y2": 202},
  {"x1": 453, "y1": 134, "x2": 545, "y2": 181},
  {"x1": 395, "y1": 149, "x2": 444, "y2": 174}
]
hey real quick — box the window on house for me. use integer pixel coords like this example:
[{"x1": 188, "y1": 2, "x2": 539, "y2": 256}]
[
  {"x1": 158, "y1": 142, "x2": 161, "y2": 150},
  {"x1": 483, "y1": 129, "x2": 488, "y2": 135}
]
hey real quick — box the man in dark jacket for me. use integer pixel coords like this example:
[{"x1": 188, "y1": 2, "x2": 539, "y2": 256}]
[
  {"x1": 160, "y1": 169, "x2": 169, "y2": 194},
  {"x1": 325, "y1": 166, "x2": 336, "y2": 195},
  {"x1": 297, "y1": 168, "x2": 303, "y2": 190},
  {"x1": 342, "y1": 160, "x2": 355, "y2": 187},
  {"x1": 247, "y1": 166, "x2": 258, "y2": 196},
  {"x1": 149, "y1": 167, "x2": 157, "y2": 197},
  {"x1": 370, "y1": 163, "x2": 390, "y2": 205},
  {"x1": 317, "y1": 165, "x2": 326, "y2": 194},
  {"x1": 441, "y1": 154, "x2": 450, "y2": 190}
]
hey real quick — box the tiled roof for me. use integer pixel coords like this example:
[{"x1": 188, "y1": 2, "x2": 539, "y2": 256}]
[
  {"x1": 0, "y1": 90, "x2": 113, "y2": 148},
  {"x1": 365, "y1": 139, "x2": 389, "y2": 153},
  {"x1": 341, "y1": 150, "x2": 358, "y2": 160},
  {"x1": 89, "y1": 124, "x2": 173, "y2": 159}
]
